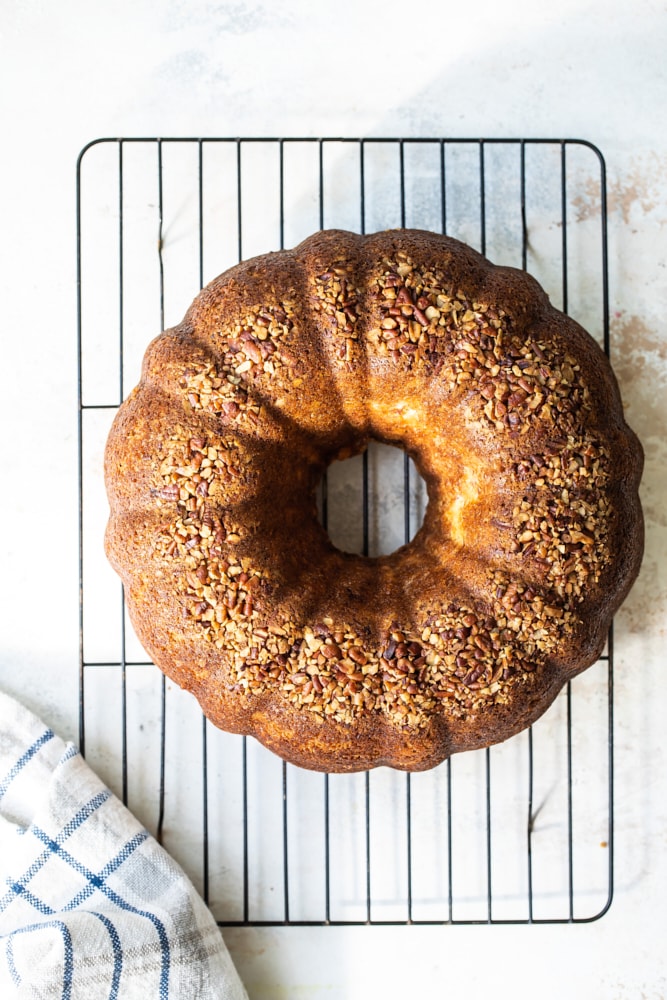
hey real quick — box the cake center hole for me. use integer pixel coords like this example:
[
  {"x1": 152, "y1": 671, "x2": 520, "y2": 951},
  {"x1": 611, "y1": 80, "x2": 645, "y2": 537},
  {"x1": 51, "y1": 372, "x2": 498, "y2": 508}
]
[{"x1": 317, "y1": 441, "x2": 428, "y2": 557}]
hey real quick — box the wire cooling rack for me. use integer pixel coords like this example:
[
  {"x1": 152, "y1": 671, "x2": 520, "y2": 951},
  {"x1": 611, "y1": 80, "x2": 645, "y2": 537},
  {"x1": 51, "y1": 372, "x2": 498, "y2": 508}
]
[{"x1": 77, "y1": 137, "x2": 613, "y2": 925}]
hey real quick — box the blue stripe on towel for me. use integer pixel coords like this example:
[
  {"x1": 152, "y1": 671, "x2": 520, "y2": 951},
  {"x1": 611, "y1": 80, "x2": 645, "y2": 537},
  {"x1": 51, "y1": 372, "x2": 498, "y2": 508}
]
[
  {"x1": 0, "y1": 790, "x2": 113, "y2": 914},
  {"x1": 30, "y1": 826, "x2": 170, "y2": 996},
  {"x1": 91, "y1": 912, "x2": 123, "y2": 999},
  {"x1": 0, "y1": 729, "x2": 54, "y2": 800},
  {"x1": 99, "y1": 887, "x2": 171, "y2": 1000},
  {"x1": 0, "y1": 733, "x2": 176, "y2": 999}
]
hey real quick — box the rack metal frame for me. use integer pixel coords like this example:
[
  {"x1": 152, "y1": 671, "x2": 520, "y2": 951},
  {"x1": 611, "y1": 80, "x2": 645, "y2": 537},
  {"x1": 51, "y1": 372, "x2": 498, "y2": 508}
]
[{"x1": 77, "y1": 137, "x2": 613, "y2": 925}]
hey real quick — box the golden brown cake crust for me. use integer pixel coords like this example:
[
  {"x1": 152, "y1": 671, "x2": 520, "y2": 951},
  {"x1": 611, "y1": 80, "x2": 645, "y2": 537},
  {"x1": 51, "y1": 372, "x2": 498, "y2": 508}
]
[{"x1": 104, "y1": 229, "x2": 644, "y2": 772}]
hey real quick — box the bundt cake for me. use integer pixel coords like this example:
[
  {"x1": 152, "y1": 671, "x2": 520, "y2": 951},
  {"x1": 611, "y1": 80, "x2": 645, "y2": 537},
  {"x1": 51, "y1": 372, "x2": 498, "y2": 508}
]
[{"x1": 104, "y1": 229, "x2": 643, "y2": 773}]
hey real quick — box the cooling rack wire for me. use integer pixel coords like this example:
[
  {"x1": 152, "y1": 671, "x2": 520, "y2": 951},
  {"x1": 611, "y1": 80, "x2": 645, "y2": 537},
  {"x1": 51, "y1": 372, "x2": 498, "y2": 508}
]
[{"x1": 78, "y1": 137, "x2": 613, "y2": 925}]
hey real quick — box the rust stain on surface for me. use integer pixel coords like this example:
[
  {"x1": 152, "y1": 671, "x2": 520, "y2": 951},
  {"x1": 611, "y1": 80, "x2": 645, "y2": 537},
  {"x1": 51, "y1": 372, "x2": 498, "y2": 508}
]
[
  {"x1": 611, "y1": 312, "x2": 666, "y2": 634},
  {"x1": 611, "y1": 312, "x2": 666, "y2": 440},
  {"x1": 572, "y1": 154, "x2": 665, "y2": 224}
]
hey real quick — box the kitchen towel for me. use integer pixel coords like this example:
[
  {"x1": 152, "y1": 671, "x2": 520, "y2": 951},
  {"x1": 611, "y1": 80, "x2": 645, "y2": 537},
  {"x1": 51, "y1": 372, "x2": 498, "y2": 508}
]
[{"x1": 0, "y1": 690, "x2": 248, "y2": 999}]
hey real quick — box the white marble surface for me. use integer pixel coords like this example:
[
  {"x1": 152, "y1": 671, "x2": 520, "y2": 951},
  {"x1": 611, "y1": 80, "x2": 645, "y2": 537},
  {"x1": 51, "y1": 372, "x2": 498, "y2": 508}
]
[{"x1": 2, "y1": 1, "x2": 666, "y2": 997}]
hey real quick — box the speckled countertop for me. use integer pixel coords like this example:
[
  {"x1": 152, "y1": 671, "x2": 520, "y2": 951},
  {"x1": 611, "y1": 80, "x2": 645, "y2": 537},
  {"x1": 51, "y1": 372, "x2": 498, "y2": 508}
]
[{"x1": 1, "y1": 1, "x2": 666, "y2": 996}]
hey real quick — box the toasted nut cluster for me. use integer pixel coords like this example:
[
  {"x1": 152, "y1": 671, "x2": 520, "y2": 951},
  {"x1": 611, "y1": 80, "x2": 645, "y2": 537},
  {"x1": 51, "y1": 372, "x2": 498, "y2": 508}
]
[
  {"x1": 487, "y1": 571, "x2": 576, "y2": 646},
  {"x1": 180, "y1": 362, "x2": 261, "y2": 427},
  {"x1": 312, "y1": 264, "x2": 361, "y2": 366},
  {"x1": 509, "y1": 437, "x2": 612, "y2": 598},
  {"x1": 370, "y1": 253, "x2": 597, "y2": 440},
  {"x1": 177, "y1": 302, "x2": 305, "y2": 438},
  {"x1": 154, "y1": 430, "x2": 247, "y2": 511},
  {"x1": 220, "y1": 594, "x2": 573, "y2": 728},
  {"x1": 212, "y1": 302, "x2": 303, "y2": 388},
  {"x1": 369, "y1": 253, "x2": 481, "y2": 366},
  {"x1": 471, "y1": 340, "x2": 588, "y2": 435},
  {"x1": 155, "y1": 432, "x2": 262, "y2": 637}
]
